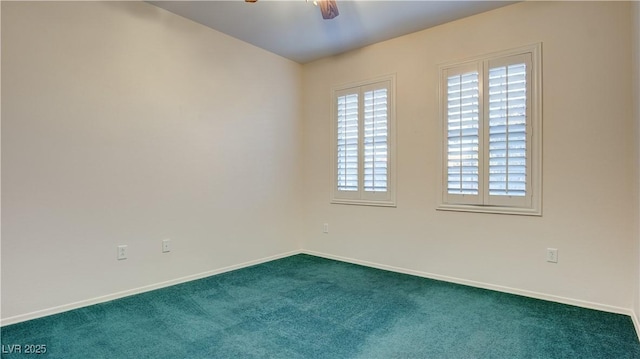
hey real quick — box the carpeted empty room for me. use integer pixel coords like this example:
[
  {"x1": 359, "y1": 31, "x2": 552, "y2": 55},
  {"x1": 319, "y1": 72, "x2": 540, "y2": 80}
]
[
  {"x1": 2, "y1": 1, "x2": 640, "y2": 358},
  {"x1": 3, "y1": 255, "x2": 640, "y2": 358}
]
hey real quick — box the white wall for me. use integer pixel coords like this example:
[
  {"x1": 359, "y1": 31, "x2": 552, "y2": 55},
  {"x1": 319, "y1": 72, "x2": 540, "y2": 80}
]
[
  {"x1": 1, "y1": 2, "x2": 303, "y2": 322},
  {"x1": 302, "y1": 1, "x2": 636, "y2": 311}
]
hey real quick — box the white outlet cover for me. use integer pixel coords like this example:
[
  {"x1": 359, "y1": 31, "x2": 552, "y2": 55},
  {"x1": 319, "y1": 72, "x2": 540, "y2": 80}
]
[
  {"x1": 117, "y1": 245, "x2": 128, "y2": 260},
  {"x1": 162, "y1": 239, "x2": 171, "y2": 253}
]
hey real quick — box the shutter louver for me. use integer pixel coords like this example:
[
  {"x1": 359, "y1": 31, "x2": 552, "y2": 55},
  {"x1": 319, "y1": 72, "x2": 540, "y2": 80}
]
[
  {"x1": 488, "y1": 63, "x2": 527, "y2": 197},
  {"x1": 447, "y1": 72, "x2": 480, "y2": 195},
  {"x1": 336, "y1": 93, "x2": 359, "y2": 191},
  {"x1": 364, "y1": 88, "x2": 388, "y2": 192}
]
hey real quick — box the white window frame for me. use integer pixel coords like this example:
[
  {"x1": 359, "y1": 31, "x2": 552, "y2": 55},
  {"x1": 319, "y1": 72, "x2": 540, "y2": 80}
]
[
  {"x1": 437, "y1": 44, "x2": 542, "y2": 216},
  {"x1": 331, "y1": 74, "x2": 396, "y2": 207}
]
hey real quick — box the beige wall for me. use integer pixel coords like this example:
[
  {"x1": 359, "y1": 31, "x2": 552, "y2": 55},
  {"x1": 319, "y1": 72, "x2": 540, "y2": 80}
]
[
  {"x1": 1, "y1": 2, "x2": 303, "y2": 322},
  {"x1": 302, "y1": 1, "x2": 636, "y2": 311}
]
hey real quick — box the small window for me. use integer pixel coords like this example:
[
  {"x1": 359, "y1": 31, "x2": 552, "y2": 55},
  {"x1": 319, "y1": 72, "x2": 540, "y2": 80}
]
[
  {"x1": 332, "y1": 75, "x2": 396, "y2": 207},
  {"x1": 438, "y1": 44, "x2": 542, "y2": 215}
]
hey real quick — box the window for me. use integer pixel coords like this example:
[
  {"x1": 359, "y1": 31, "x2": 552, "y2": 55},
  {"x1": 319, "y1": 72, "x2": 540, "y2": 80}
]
[
  {"x1": 438, "y1": 44, "x2": 542, "y2": 215},
  {"x1": 332, "y1": 75, "x2": 396, "y2": 206}
]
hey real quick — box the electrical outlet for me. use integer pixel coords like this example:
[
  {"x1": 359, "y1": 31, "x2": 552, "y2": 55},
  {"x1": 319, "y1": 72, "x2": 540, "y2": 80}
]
[
  {"x1": 546, "y1": 248, "x2": 558, "y2": 263},
  {"x1": 117, "y1": 245, "x2": 128, "y2": 260},
  {"x1": 323, "y1": 223, "x2": 329, "y2": 234},
  {"x1": 162, "y1": 239, "x2": 171, "y2": 253}
]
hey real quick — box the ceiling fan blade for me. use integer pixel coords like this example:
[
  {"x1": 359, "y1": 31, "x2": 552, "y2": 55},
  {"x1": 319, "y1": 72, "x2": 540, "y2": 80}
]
[
  {"x1": 318, "y1": 0, "x2": 339, "y2": 20},
  {"x1": 244, "y1": 0, "x2": 338, "y2": 20}
]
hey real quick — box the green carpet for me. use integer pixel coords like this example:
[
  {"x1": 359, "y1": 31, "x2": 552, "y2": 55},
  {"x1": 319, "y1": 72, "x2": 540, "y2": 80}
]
[{"x1": 2, "y1": 254, "x2": 639, "y2": 358}]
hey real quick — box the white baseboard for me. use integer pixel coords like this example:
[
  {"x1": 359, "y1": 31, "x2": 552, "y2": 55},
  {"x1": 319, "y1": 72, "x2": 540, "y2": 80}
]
[
  {"x1": 0, "y1": 250, "x2": 302, "y2": 327},
  {"x1": 302, "y1": 249, "x2": 635, "y2": 318}
]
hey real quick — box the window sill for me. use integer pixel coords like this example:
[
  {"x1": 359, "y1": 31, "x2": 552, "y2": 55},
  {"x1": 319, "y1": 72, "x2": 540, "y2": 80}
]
[
  {"x1": 331, "y1": 198, "x2": 396, "y2": 208},
  {"x1": 436, "y1": 203, "x2": 541, "y2": 216}
]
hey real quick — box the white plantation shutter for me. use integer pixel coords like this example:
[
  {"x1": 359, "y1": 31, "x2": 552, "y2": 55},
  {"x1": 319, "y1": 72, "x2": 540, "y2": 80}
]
[
  {"x1": 485, "y1": 54, "x2": 532, "y2": 208},
  {"x1": 487, "y1": 61, "x2": 528, "y2": 197},
  {"x1": 439, "y1": 44, "x2": 541, "y2": 215},
  {"x1": 446, "y1": 70, "x2": 480, "y2": 200},
  {"x1": 363, "y1": 88, "x2": 388, "y2": 192},
  {"x1": 336, "y1": 92, "x2": 359, "y2": 191},
  {"x1": 333, "y1": 76, "x2": 395, "y2": 206}
]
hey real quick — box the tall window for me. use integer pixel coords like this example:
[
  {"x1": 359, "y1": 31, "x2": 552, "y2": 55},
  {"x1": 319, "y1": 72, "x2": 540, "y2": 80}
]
[
  {"x1": 439, "y1": 44, "x2": 542, "y2": 215},
  {"x1": 332, "y1": 75, "x2": 396, "y2": 206}
]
